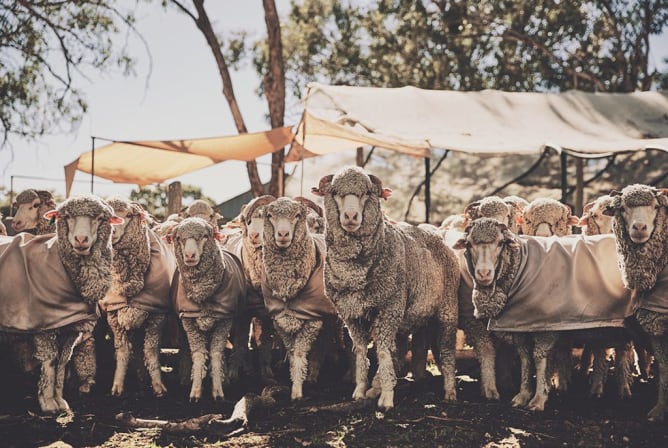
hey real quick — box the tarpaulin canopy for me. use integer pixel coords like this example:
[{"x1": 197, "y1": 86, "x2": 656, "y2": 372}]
[
  {"x1": 286, "y1": 83, "x2": 668, "y2": 161},
  {"x1": 64, "y1": 126, "x2": 294, "y2": 196}
]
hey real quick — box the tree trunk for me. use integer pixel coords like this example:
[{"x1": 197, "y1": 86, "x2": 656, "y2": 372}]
[
  {"x1": 186, "y1": 0, "x2": 264, "y2": 196},
  {"x1": 263, "y1": 0, "x2": 286, "y2": 198}
]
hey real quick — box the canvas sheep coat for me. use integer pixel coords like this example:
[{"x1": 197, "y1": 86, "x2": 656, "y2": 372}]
[
  {"x1": 261, "y1": 236, "x2": 337, "y2": 320},
  {"x1": 100, "y1": 230, "x2": 176, "y2": 314},
  {"x1": 173, "y1": 249, "x2": 246, "y2": 320},
  {"x1": 635, "y1": 264, "x2": 668, "y2": 314},
  {"x1": 223, "y1": 232, "x2": 266, "y2": 315},
  {"x1": 0, "y1": 234, "x2": 99, "y2": 333},
  {"x1": 479, "y1": 234, "x2": 634, "y2": 332}
]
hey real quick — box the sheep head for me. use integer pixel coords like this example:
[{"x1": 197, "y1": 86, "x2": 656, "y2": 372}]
[
  {"x1": 171, "y1": 217, "x2": 221, "y2": 267},
  {"x1": 312, "y1": 166, "x2": 391, "y2": 234},
  {"x1": 454, "y1": 218, "x2": 519, "y2": 319},
  {"x1": 294, "y1": 196, "x2": 324, "y2": 234},
  {"x1": 240, "y1": 195, "x2": 276, "y2": 248},
  {"x1": 602, "y1": 184, "x2": 668, "y2": 244},
  {"x1": 521, "y1": 198, "x2": 579, "y2": 237},
  {"x1": 579, "y1": 195, "x2": 614, "y2": 236},
  {"x1": 106, "y1": 197, "x2": 148, "y2": 245},
  {"x1": 263, "y1": 197, "x2": 308, "y2": 249},
  {"x1": 12, "y1": 189, "x2": 56, "y2": 232},
  {"x1": 44, "y1": 195, "x2": 122, "y2": 303},
  {"x1": 464, "y1": 196, "x2": 521, "y2": 232},
  {"x1": 184, "y1": 199, "x2": 220, "y2": 228}
]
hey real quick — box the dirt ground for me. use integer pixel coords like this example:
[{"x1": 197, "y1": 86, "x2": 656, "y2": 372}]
[{"x1": 1, "y1": 347, "x2": 667, "y2": 448}]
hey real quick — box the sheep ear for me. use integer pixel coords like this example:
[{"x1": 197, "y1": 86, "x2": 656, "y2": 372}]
[
  {"x1": 43, "y1": 210, "x2": 59, "y2": 220},
  {"x1": 578, "y1": 215, "x2": 590, "y2": 227},
  {"x1": 602, "y1": 205, "x2": 617, "y2": 216},
  {"x1": 214, "y1": 232, "x2": 226, "y2": 242},
  {"x1": 463, "y1": 201, "x2": 481, "y2": 219},
  {"x1": 311, "y1": 175, "x2": 333, "y2": 197},
  {"x1": 567, "y1": 215, "x2": 580, "y2": 226},
  {"x1": 369, "y1": 174, "x2": 392, "y2": 200},
  {"x1": 163, "y1": 234, "x2": 174, "y2": 244},
  {"x1": 109, "y1": 215, "x2": 125, "y2": 225},
  {"x1": 453, "y1": 238, "x2": 469, "y2": 250}
]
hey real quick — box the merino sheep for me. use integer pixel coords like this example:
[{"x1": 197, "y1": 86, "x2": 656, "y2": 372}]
[
  {"x1": 11, "y1": 189, "x2": 57, "y2": 234},
  {"x1": 579, "y1": 195, "x2": 615, "y2": 236},
  {"x1": 464, "y1": 195, "x2": 524, "y2": 234},
  {"x1": 311, "y1": 166, "x2": 460, "y2": 410},
  {"x1": 171, "y1": 217, "x2": 246, "y2": 402},
  {"x1": 294, "y1": 196, "x2": 325, "y2": 234},
  {"x1": 603, "y1": 184, "x2": 668, "y2": 421},
  {"x1": 183, "y1": 199, "x2": 220, "y2": 229},
  {"x1": 0, "y1": 195, "x2": 120, "y2": 413},
  {"x1": 454, "y1": 218, "x2": 633, "y2": 411},
  {"x1": 223, "y1": 195, "x2": 278, "y2": 383},
  {"x1": 98, "y1": 197, "x2": 176, "y2": 397},
  {"x1": 0, "y1": 214, "x2": 6, "y2": 236},
  {"x1": 520, "y1": 197, "x2": 580, "y2": 237},
  {"x1": 261, "y1": 197, "x2": 341, "y2": 400}
]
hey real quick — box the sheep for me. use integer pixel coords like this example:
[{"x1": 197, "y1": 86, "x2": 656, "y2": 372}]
[
  {"x1": 294, "y1": 196, "x2": 325, "y2": 234},
  {"x1": 311, "y1": 166, "x2": 460, "y2": 410},
  {"x1": 454, "y1": 218, "x2": 633, "y2": 411},
  {"x1": 576, "y1": 194, "x2": 635, "y2": 399},
  {"x1": 183, "y1": 199, "x2": 221, "y2": 229},
  {"x1": 171, "y1": 217, "x2": 246, "y2": 402},
  {"x1": 603, "y1": 184, "x2": 668, "y2": 421},
  {"x1": 98, "y1": 197, "x2": 176, "y2": 398},
  {"x1": 260, "y1": 197, "x2": 340, "y2": 400},
  {"x1": 0, "y1": 195, "x2": 120, "y2": 413},
  {"x1": 11, "y1": 189, "x2": 57, "y2": 234},
  {"x1": 520, "y1": 197, "x2": 579, "y2": 237},
  {"x1": 0, "y1": 213, "x2": 6, "y2": 235},
  {"x1": 464, "y1": 195, "x2": 524, "y2": 234}
]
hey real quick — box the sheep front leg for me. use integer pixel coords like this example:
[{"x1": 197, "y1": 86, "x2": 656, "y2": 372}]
[
  {"x1": 33, "y1": 332, "x2": 60, "y2": 414},
  {"x1": 510, "y1": 334, "x2": 533, "y2": 408},
  {"x1": 143, "y1": 314, "x2": 167, "y2": 397},
  {"x1": 257, "y1": 316, "x2": 276, "y2": 381},
  {"x1": 71, "y1": 331, "x2": 96, "y2": 394},
  {"x1": 527, "y1": 333, "x2": 558, "y2": 411},
  {"x1": 589, "y1": 347, "x2": 608, "y2": 398},
  {"x1": 436, "y1": 317, "x2": 459, "y2": 402},
  {"x1": 615, "y1": 342, "x2": 633, "y2": 399},
  {"x1": 462, "y1": 317, "x2": 499, "y2": 400},
  {"x1": 369, "y1": 320, "x2": 398, "y2": 410},
  {"x1": 210, "y1": 319, "x2": 233, "y2": 401},
  {"x1": 346, "y1": 320, "x2": 371, "y2": 401},
  {"x1": 182, "y1": 318, "x2": 208, "y2": 403},
  {"x1": 647, "y1": 334, "x2": 668, "y2": 421},
  {"x1": 108, "y1": 312, "x2": 131, "y2": 397},
  {"x1": 54, "y1": 330, "x2": 79, "y2": 412},
  {"x1": 290, "y1": 319, "x2": 323, "y2": 401}
]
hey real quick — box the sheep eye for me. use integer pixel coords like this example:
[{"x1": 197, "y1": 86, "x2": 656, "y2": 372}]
[
  {"x1": 296, "y1": 213, "x2": 302, "y2": 220},
  {"x1": 266, "y1": 212, "x2": 273, "y2": 219}
]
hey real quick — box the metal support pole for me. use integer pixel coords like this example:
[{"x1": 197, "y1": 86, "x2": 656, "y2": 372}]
[
  {"x1": 425, "y1": 156, "x2": 431, "y2": 223},
  {"x1": 9, "y1": 175, "x2": 14, "y2": 216},
  {"x1": 575, "y1": 158, "x2": 584, "y2": 215},
  {"x1": 91, "y1": 136, "x2": 95, "y2": 194},
  {"x1": 560, "y1": 152, "x2": 568, "y2": 204}
]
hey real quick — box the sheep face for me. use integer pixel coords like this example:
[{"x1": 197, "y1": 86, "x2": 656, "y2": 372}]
[
  {"x1": 172, "y1": 217, "x2": 214, "y2": 267},
  {"x1": 12, "y1": 190, "x2": 55, "y2": 232},
  {"x1": 605, "y1": 185, "x2": 667, "y2": 244},
  {"x1": 312, "y1": 167, "x2": 391, "y2": 234},
  {"x1": 185, "y1": 200, "x2": 219, "y2": 228},
  {"x1": 264, "y1": 198, "x2": 306, "y2": 249},
  {"x1": 45, "y1": 196, "x2": 122, "y2": 256},
  {"x1": 579, "y1": 195, "x2": 614, "y2": 235},
  {"x1": 241, "y1": 204, "x2": 266, "y2": 248},
  {"x1": 106, "y1": 198, "x2": 146, "y2": 245},
  {"x1": 455, "y1": 219, "x2": 514, "y2": 287}
]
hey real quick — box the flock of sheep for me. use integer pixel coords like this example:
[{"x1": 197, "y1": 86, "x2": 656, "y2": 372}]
[{"x1": 1, "y1": 166, "x2": 667, "y2": 423}]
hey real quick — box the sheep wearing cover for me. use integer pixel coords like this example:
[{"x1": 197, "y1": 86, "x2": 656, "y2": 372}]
[
  {"x1": 0, "y1": 195, "x2": 120, "y2": 413},
  {"x1": 171, "y1": 217, "x2": 246, "y2": 402},
  {"x1": 261, "y1": 197, "x2": 340, "y2": 400},
  {"x1": 454, "y1": 218, "x2": 633, "y2": 411},
  {"x1": 312, "y1": 166, "x2": 460, "y2": 410},
  {"x1": 294, "y1": 196, "x2": 325, "y2": 234},
  {"x1": 0, "y1": 214, "x2": 6, "y2": 236},
  {"x1": 603, "y1": 184, "x2": 668, "y2": 421},
  {"x1": 576, "y1": 193, "x2": 634, "y2": 399},
  {"x1": 183, "y1": 199, "x2": 220, "y2": 229},
  {"x1": 11, "y1": 189, "x2": 57, "y2": 234},
  {"x1": 98, "y1": 197, "x2": 176, "y2": 398},
  {"x1": 464, "y1": 195, "x2": 524, "y2": 234},
  {"x1": 223, "y1": 195, "x2": 278, "y2": 382},
  {"x1": 521, "y1": 197, "x2": 579, "y2": 237}
]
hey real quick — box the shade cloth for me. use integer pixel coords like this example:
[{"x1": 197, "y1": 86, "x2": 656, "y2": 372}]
[
  {"x1": 287, "y1": 83, "x2": 668, "y2": 161},
  {"x1": 0, "y1": 234, "x2": 99, "y2": 333},
  {"x1": 487, "y1": 234, "x2": 634, "y2": 332},
  {"x1": 64, "y1": 126, "x2": 294, "y2": 196}
]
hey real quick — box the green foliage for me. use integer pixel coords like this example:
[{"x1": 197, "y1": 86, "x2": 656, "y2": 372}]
[
  {"x1": 129, "y1": 183, "x2": 216, "y2": 221},
  {"x1": 0, "y1": 1, "x2": 142, "y2": 146}
]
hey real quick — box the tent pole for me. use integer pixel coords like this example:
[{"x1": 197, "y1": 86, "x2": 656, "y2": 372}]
[
  {"x1": 91, "y1": 136, "x2": 95, "y2": 194},
  {"x1": 560, "y1": 152, "x2": 568, "y2": 204},
  {"x1": 9, "y1": 175, "x2": 14, "y2": 217},
  {"x1": 575, "y1": 158, "x2": 584, "y2": 215},
  {"x1": 425, "y1": 156, "x2": 431, "y2": 223}
]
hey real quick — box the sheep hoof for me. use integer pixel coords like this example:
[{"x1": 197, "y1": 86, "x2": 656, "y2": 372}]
[
  {"x1": 619, "y1": 386, "x2": 632, "y2": 399},
  {"x1": 55, "y1": 397, "x2": 70, "y2": 413},
  {"x1": 482, "y1": 386, "x2": 500, "y2": 401},
  {"x1": 443, "y1": 389, "x2": 457, "y2": 402},
  {"x1": 189, "y1": 388, "x2": 202, "y2": 403},
  {"x1": 511, "y1": 393, "x2": 530, "y2": 408},
  {"x1": 377, "y1": 391, "x2": 394, "y2": 411},
  {"x1": 647, "y1": 406, "x2": 665, "y2": 422},
  {"x1": 79, "y1": 381, "x2": 94, "y2": 395},
  {"x1": 111, "y1": 384, "x2": 124, "y2": 397},
  {"x1": 365, "y1": 387, "x2": 381, "y2": 399},
  {"x1": 526, "y1": 397, "x2": 547, "y2": 411},
  {"x1": 152, "y1": 382, "x2": 168, "y2": 397},
  {"x1": 352, "y1": 385, "x2": 367, "y2": 400},
  {"x1": 38, "y1": 397, "x2": 60, "y2": 414}
]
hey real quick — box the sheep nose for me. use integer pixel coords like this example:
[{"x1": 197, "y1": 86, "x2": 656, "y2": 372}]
[
  {"x1": 75, "y1": 235, "x2": 89, "y2": 245},
  {"x1": 12, "y1": 220, "x2": 23, "y2": 229},
  {"x1": 277, "y1": 230, "x2": 290, "y2": 239},
  {"x1": 344, "y1": 210, "x2": 359, "y2": 221},
  {"x1": 632, "y1": 223, "x2": 647, "y2": 233},
  {"x1": 249, "y1": 231, "x2": 259, "y2": 241},
  {"x1": 477, "y1": 269, "x2": 492, "y2": 280}
]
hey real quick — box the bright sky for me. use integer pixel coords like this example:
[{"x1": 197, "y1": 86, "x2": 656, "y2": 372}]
[{"x1": 1, "y1": 1, "x2": 668, "y2": 204}]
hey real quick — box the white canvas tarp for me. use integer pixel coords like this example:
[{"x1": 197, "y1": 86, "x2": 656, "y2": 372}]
[
  {"x1": 65, "y1": 126, "x2": 294, "y2": 196},
  {"x1": 286, "y1": 83, "x2": 668, "y2": 161}
]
